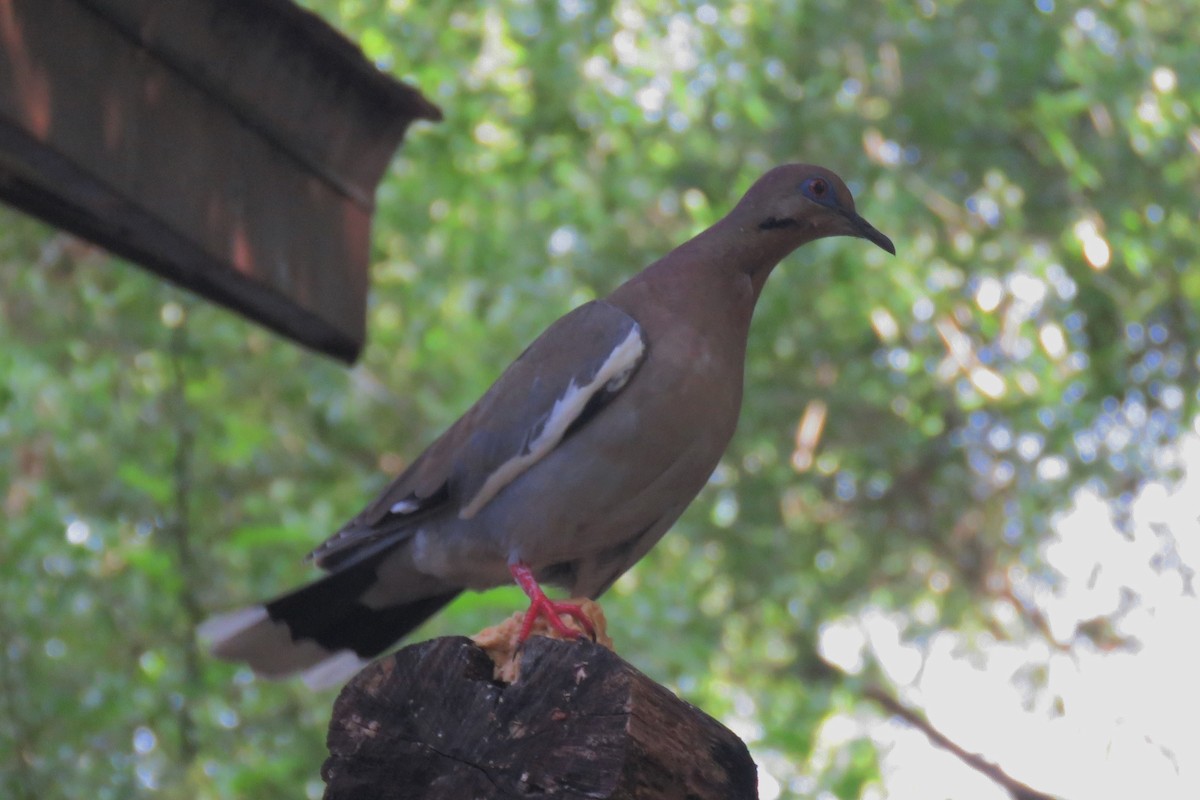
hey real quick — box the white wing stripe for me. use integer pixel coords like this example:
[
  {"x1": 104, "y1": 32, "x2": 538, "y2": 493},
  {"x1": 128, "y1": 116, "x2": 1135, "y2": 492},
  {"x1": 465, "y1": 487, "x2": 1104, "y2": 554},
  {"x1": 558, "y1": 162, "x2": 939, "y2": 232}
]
[
  {"x1": 459, "y1": 325, "x2": 644, "y2": 519},
  {"x1": 390, "y1": 498, "x2": 420, "y2": 515}
]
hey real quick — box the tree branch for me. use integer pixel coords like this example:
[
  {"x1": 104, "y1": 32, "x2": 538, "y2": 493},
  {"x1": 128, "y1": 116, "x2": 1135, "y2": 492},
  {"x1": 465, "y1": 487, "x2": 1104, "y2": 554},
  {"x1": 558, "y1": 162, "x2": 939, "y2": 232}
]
[
  {"x1": 863, "y1": 684, "x2": 1059, "y2": 800},
  {"x1": 164, "y1": 317, "x2": 202, "y2": 764}
]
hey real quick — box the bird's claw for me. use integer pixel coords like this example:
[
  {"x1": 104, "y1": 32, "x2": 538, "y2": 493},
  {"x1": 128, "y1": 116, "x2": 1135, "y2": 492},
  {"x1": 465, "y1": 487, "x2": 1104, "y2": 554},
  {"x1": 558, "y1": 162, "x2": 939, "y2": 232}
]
[
  {"x1": 509, "y1": 561, "x2": 596, "y2": 643},
  {"x1": 517, "y1": 595, "x2": 596, "y2": 643}
]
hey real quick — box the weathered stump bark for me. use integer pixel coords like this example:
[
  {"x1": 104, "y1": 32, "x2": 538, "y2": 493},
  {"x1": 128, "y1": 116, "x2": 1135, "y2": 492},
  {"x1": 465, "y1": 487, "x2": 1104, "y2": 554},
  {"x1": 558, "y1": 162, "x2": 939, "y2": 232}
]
[{"x1": 322, "y1": 636, "x2": 758, "y2": 799}]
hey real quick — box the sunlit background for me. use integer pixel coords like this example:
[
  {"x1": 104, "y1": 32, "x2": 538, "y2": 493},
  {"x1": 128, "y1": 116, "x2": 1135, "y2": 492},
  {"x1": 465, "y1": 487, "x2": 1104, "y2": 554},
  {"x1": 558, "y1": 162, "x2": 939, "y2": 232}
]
[
  {"x1": 814, "y1": 431, "x2": 1200, "y2": 800},
  {"x1": 3, "y1": 1, "x2": 1198, "y2": 798}
]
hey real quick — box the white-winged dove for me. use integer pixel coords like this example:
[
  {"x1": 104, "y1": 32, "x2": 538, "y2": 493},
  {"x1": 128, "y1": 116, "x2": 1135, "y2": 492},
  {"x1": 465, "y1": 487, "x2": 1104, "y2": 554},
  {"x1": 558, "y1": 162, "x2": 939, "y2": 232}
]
[{"x1": 200, "y1": 164, "x2": 894, "y2": 688}]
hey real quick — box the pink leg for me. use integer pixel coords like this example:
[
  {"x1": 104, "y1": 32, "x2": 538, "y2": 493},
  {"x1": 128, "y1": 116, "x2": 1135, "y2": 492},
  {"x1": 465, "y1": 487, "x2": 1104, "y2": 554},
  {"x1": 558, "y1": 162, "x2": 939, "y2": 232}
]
[{"x1": 509, "y1": 562, "x2": 596, "y2": 643}]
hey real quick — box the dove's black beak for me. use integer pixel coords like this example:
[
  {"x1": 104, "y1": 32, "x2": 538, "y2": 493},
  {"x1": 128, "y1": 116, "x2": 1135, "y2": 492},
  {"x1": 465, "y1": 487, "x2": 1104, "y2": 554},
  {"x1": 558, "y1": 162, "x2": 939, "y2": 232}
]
[{"x1": 849, "y1": 212, "x2": 895, "y2": 255}]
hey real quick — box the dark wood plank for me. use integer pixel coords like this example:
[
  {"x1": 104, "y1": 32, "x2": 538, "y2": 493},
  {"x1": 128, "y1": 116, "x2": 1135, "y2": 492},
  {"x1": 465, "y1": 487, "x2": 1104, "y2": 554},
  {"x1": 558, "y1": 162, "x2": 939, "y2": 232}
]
[{"x1": 0, "y1": 0, "x2": 440, "y2": 361}]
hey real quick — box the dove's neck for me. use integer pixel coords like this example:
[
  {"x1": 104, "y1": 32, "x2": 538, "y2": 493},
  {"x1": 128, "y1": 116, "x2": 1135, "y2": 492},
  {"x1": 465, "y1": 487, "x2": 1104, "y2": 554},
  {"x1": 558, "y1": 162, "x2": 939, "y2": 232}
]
[
  {"x1": 614, "y1": 210, "x2": 811, "y2": 312},
  {"x1": 606, "y1": 219, "x2": 811, "y2": 366}
]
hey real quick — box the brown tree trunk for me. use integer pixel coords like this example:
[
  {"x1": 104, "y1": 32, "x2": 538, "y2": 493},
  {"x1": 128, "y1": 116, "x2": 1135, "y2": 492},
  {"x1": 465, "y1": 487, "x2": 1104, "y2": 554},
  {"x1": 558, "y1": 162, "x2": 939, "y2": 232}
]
[{"x1": 322, "y1": 636, "x2": 758, "y2": 799}]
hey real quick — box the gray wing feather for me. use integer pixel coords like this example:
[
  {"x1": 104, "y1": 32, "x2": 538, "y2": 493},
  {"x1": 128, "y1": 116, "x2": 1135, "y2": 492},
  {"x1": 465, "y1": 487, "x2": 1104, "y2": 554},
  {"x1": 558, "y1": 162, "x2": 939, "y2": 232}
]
[{"x1": 308, "y1": 301, "x2": 646, "y2": 569}]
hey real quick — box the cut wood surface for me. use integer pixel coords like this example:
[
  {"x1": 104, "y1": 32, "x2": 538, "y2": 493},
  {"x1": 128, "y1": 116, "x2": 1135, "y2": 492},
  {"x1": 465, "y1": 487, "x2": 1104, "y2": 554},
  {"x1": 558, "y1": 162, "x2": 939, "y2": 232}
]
[{"x1": 322, "y1": 636, "x2": 758, "y2": 800}]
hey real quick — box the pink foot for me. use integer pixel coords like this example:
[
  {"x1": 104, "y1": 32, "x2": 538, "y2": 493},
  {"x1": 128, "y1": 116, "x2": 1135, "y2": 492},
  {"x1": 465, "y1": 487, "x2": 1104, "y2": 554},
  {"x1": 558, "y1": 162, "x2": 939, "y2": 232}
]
[{"x1": 509, "y1": 562, "x2": 596, "y2": 643}]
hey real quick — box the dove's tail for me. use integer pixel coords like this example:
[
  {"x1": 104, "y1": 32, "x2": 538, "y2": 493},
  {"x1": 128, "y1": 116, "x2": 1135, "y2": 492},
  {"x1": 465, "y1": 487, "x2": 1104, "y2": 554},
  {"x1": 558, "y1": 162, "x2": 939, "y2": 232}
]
[{"x1": 199, "y1": 548, "x2": 460, "y2": 689}]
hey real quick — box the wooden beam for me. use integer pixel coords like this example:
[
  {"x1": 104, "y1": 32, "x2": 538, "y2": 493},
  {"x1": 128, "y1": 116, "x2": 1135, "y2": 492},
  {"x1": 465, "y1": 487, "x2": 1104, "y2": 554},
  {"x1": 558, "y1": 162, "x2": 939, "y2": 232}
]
[
  {"x1": 0, "y1": 0, "x2": 440, "y2": 361},
  {"x1": 323, "y1": 637, "x2": 760, "y2": 799}
]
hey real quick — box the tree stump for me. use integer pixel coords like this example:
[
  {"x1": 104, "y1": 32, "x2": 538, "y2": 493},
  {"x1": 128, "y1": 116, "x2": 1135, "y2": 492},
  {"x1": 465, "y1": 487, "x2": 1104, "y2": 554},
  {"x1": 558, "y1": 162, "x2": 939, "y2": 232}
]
[{"x1": 321, "y1": 636, "x2": 758, "y2": 799}]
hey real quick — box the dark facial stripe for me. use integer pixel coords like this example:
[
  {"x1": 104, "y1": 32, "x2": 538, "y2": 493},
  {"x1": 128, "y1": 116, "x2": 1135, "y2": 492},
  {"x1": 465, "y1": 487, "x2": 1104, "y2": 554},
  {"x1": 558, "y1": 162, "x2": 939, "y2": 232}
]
[{"x1": 758, "y1": 216, "x2": 798, "y2": 230}]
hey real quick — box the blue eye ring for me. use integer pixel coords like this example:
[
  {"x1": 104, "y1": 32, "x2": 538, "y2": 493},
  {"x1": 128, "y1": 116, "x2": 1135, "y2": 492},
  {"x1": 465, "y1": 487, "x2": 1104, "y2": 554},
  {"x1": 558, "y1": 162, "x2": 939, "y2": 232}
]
[{"x1": 802, "y1": 177, "x2": 830, "y2": 200}]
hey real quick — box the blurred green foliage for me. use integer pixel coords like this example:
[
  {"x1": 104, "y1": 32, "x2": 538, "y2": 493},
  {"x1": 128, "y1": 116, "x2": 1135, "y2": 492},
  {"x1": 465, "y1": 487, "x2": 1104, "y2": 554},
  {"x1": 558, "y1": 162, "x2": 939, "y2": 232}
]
[{"x1": 2, "y1": 1, "x2": 1197, "y2": 798}]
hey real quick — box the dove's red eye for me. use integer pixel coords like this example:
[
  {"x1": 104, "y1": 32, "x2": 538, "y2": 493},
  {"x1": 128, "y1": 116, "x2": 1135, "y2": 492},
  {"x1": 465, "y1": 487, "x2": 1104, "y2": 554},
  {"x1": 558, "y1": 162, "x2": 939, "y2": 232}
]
[{"x1": 809, "y1": 178, "x2": 828, "y2": 197}]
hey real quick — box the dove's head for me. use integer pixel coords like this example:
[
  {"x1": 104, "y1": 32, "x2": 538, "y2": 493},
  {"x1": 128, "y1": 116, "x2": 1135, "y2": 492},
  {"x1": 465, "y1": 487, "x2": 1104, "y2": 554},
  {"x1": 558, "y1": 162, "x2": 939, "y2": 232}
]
[{"x1": 738, "y1": 163, "x2": 895, "y2": 255}]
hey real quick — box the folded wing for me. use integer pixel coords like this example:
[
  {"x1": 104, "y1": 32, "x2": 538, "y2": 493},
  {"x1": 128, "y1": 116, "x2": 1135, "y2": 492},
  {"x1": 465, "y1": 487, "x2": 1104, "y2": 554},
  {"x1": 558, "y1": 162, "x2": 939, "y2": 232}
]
[{"x1": 308, "y1": 300, "x2": 646, "y2": 570}]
